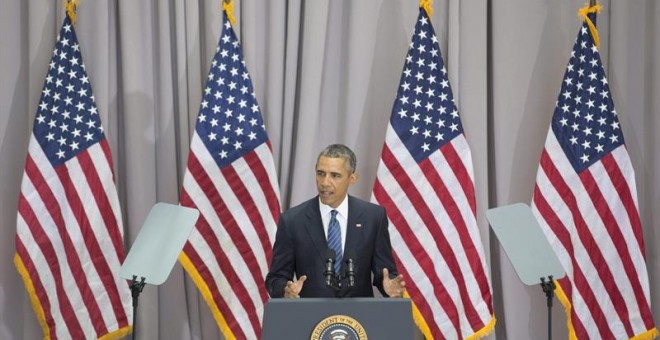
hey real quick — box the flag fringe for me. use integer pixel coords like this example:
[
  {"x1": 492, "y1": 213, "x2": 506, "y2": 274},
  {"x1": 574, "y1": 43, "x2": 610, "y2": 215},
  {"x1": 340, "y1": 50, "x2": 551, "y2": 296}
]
[
  {"x1": 577, "y1": 3, "x2": 602, "y2": 48},
  {"x1": 556, "y1": 281, "x2": 658, "y2": 340},
  {"x1": 465, "y1": 315, "x2": 496, "y2": 340},
  {"x1": 555, "y1": 281, "x2": 579, "y2": 340},
  {"x1": 16, "y1": 254, "x2": 134, "y2": 340},
  {"x1": 405, "y1": 291, "x2": 496, "y2": 339},
  {"x1": 419, "y1": 0, "x2": 433, "y2": 18},
  {"x1": 179, "y1": 252, "x2": 237, "y2": 340},
  {"x1": 405, "y1": 291, "x2": 433, "y2": 339},
  {"x1": 630, "y1": 328, "x2": 659, "y2": 340},
  {"x1": 98, "y1": 326, "x2": 132, "y2": 340},
  {"x1": 14, "y1": 254, "x2": 51, "y2": 340}
]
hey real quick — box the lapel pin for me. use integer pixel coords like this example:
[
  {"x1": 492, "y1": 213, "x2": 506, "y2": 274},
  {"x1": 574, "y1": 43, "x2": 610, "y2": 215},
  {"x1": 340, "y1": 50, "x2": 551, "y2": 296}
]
[{"x1": 356, "y1": 223, "x2": 362, "y2": 228}]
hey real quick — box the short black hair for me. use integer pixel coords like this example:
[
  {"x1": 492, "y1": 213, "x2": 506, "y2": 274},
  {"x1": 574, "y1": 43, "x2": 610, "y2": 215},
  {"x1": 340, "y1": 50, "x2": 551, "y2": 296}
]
[{"x1": 317, "y1": 144, "x2": 356, "y2": 173}]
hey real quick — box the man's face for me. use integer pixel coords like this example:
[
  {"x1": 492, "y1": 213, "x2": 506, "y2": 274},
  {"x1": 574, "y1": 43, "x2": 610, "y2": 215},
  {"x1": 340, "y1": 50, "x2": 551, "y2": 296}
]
[{"x1": 315, "y1": 155, "x2": 357, "y2": 208}]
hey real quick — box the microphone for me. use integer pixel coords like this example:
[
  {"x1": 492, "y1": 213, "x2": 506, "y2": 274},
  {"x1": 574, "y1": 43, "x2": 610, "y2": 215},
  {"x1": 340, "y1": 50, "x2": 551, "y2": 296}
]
[
  {"x1": 344, "y1": 250, "x2": 356, "y2": 288},
  {"x1": 324, "y1": 249, "x2": 336, "y2": 288}
]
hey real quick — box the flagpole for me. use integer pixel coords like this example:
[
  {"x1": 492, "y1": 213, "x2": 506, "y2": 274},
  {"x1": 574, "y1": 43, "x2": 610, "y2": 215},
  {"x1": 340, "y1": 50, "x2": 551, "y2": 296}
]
[{"x1": 590, "y1": 0, "x2": 597, "y2": 19}]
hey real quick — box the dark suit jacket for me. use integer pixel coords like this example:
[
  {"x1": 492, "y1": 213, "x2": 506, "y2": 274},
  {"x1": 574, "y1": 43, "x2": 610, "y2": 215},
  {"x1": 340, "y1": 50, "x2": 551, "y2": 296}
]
[{"x1": 265, "y1": 195, "x2": 398, "y2": 298}]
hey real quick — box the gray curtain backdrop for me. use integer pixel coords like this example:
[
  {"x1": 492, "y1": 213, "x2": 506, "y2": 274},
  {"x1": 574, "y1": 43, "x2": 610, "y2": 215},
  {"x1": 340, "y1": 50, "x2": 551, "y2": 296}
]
[{"x1": 0, "y1": 0, "x2": 657, "y2": 339}]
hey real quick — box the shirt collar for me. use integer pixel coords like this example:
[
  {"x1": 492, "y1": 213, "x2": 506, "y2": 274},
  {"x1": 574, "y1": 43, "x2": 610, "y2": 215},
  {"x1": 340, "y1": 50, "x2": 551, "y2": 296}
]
[{"x1": 319, "y1": 195, "x2": 349, "y2": 219}]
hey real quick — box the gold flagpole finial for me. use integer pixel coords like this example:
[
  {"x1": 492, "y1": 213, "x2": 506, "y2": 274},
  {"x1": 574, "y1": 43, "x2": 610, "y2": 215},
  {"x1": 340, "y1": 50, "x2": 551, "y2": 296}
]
[
  {"x1": 222, "y1": 0, "x2": 237, "y2": 27},
  {"x1": 578, "y1": 2, "x2": 603, "y2": 48},
  {"x1": 419, "y1": 0, "x2": 433, "y2": 18},
  {"x1": 65, "y1": 0, "x2": 80, "y2": 25}
]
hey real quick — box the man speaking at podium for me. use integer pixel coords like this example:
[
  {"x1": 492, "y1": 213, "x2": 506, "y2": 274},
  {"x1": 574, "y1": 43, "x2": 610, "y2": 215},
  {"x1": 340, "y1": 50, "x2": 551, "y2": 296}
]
[{"x1": 265, "y1": 144, "x2": 405, "y2": 298}]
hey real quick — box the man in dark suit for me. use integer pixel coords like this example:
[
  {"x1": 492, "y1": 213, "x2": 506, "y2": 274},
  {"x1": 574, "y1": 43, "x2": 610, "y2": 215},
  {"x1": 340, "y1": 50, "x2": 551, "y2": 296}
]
[{"x1": 265, "y1": 144, "x2": 405, "y2": 298}]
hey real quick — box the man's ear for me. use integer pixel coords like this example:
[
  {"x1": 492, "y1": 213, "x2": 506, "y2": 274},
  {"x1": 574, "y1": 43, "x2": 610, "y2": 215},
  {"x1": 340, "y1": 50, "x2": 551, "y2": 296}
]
[{"x1": 349, "y1": 172, "x2": 358, "y2": 185}]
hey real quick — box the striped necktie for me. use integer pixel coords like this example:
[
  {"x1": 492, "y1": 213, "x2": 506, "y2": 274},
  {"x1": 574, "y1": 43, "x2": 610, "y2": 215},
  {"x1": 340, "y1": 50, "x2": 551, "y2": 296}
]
[{"x1": 327, "y1": 210, "x2": 343, "y2": 274}]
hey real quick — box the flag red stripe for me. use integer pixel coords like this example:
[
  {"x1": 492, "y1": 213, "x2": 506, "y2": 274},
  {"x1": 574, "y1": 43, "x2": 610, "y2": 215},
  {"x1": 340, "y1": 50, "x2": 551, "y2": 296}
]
[
  {"x1": 190, "y1": 217, "x2": 262, "y2": 335},
  {"x1": 181, "y1": 240, "x2": 249, "y2": 340},
  {"x1": 188, "y1": 152, "x2": 269, "y2": 303},
  {"x1": 390, "y1": 250, "x2": 446, "y2": 338},
  {"x1": 54, "y1": 165, "x2": 116, "y2": 335},
  {"x1": 557, "y1": 276, "x2": 591, "y2": 338},
  {"x1": 533, "y1": 183, "x2": 615, "y2": 339},
  {"x1": 532, "y1": 185, "x2": 573, "y2": 254},
  {"x1": 373, "y1": 179, "x2": 460, "y2": 337},
  {"x1": 541, "y1": 150, "x2": 632, "y2": 334},
  {"x1": 99, "y1": 139, "x2": 116, "y2": 183},
  {"x1": 244, "y1": 149, "x2": 280, "y2": 235},
  {"x1": 426, "y1": 147, "x2": 493, "y2": 314},
  {"x1": 25, "y1": 155, "x2": 106, "y2": 336},
  {"x1": 18, "y1": 193, "x2": 85, "y2": 338},
  {"x1": 15, "y1": 239, "x2": 57, "y2": 339},
  {"x1": 580, "y1": 166, "x2": 652, "y2": 332},
  {"x1": 221, "y1": 155, "x2": 271, "y2": 265},
  {"x1": 600, "y1": 153, "x2": 646, "y2": 256},
  {"x1": 81, "y1": 142, "x2": 124, "y2": 260},
  {"x1": 75, "y1": 150, "x2": 129, "y2": 327},
  {"x1": 440, "y1": 139, "x2": 477, "y2": 215},
  {"x1": 382, "y1": 145, "x2": 484, "y2": 330},
  {"x1": 180, "y1": 176, "x2": 263, "y2": 333}
]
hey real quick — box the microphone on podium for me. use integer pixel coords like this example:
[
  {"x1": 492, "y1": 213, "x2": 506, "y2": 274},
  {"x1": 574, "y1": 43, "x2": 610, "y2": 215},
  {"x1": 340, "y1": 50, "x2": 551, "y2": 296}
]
[
  {"x1": 324, "y1": 248, "x2": 337, "y2": 289},
  {"x1": 344, "y1": 250, "x2": 356, "y2": 288}
]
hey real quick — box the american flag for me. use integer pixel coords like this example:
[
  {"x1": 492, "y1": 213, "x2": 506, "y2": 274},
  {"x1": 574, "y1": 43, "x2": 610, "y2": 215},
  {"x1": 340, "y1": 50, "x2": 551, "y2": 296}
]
[
  {"x1": 530, "y1": 13, "x2": 657, "y2": 339},
  {"x1": 178, "y1": 12, "x2": 281, "y2": 340},
  {"x1": 371, "y1": 8, "x2": 494, "y2": 339},
  {"x1": 14, "y1": 15, "x2": 132, "y2": 339}
]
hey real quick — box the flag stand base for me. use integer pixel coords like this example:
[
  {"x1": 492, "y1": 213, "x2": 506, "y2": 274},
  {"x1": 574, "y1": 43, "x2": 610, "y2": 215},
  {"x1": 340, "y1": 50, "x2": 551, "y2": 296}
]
[{"x1": 540, "y1": 275, "x2": 556, "y2": 340}]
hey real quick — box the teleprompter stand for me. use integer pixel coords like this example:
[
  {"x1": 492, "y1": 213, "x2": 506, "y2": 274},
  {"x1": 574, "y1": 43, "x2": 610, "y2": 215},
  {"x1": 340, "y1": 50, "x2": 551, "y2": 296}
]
[
  {"x1": 129, "y1": 275, "x2": 146, "y2": 340},
  {"x1": 120, "y1": 203, "x2": 199, "y2": 340},
  {"x1": 486, "y1": 203, "x2": 565, "y2": 340}
]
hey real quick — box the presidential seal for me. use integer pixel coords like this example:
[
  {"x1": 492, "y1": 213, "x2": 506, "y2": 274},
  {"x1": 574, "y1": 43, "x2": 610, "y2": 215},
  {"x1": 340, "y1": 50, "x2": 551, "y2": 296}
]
[{"x1": 310, "y1": 315, "x2": 367, "y2": 340}]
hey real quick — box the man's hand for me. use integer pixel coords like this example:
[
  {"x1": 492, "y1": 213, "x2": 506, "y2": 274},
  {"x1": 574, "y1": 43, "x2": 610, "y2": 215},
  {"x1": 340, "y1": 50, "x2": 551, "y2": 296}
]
[
  {"x1": 382, "y1": 268, "x2": 406, "y2": 298},
  {"x1": 284, "y1": 275, "x2": 307, "y2": 298}
]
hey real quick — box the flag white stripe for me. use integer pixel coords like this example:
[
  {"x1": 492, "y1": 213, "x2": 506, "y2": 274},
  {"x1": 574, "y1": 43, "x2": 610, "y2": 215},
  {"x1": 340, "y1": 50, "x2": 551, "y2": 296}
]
[
  {"x1": 532, "y1": 168, "x2": 604, "y2": 336},
  {"x1": 387, "y1": 223, "x2": 458, "y2": 339},
  {"x1": 547, "y1": 134, "x2": 642, "y2": 323},
  {"x1": 252, "y1": 144, "x2": 281, "y2": 239},
  {"x1": 191, "y1": 134, "x2": 269, "y2": 274},
  {"x1": 430, "y1": 137, "x2": 492, "y2": 322},
  {"x1": 387, "y1": 132, "x2": 491, "y2": 327},
  {"x1": 374, "y1": 153, "x2": 460, "y2": 294},
  {"x1": 16, "y1": 216, "x2": 67, "y2": 338},
  {"x1": 63, "y1": 160, "x2": 117, "y2": 329},
  {"x1": 87, "y1": 142, "x2": 125, "y2": 239},
  {"x1": 183, "y1": 194, "x2": 259, "y2": 339},
  {"x1": 19, "y1": 173, "x2": 95, "y2": 338},
  {"x1": 602, "y1": 148, "x2": 647, "y2": 266},
  {"x1": 380, "y1": 140, "x2": 463, "y2": 295},
  {"x1": 182, "y1": 165, "x2": 262, "y2": 336},
  {"x1": 183, "y1": 168, "x2": 266, "y2": 310},
  {"x1": 535, "y1": 132, "x2": 635, "y2": 337}
]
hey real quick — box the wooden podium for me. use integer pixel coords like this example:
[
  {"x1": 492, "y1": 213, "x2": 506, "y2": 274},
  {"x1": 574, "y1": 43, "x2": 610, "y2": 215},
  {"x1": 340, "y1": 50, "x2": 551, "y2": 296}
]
[{"x1": 262, "y1": 298, "x2": 415, "y2": 340}]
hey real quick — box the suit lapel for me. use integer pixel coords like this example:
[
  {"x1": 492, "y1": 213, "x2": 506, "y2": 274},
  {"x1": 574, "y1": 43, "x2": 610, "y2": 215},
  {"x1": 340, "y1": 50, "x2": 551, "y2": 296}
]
[
  {"x1": 303, "y1": 197, "x2": 328, "y2": 258},
  {"x1": 344, "y1": 195, "x2": 364, "y2": 256}
]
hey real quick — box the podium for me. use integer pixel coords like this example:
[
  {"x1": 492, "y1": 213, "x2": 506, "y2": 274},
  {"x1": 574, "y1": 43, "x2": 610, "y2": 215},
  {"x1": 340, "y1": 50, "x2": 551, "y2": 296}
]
[{"x1": 262, "y1": 298, "x2": 415, "y2": 340}]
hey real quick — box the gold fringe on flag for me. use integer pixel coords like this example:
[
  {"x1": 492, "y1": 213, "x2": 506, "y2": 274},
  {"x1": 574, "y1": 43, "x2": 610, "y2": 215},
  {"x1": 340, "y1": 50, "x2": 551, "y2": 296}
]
[
  {"x1": 419, "y1": 0, "x2": 433, "y2": 18},
  {"x1": 577, "y1": 2, "x2": 602, "y2": 48},
  {"x1": 223, "y1": 0, "x2": 237, "y2": 27},
  {"x1": 65, "y1": 0, "x2": 80, "y2": 25}
]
